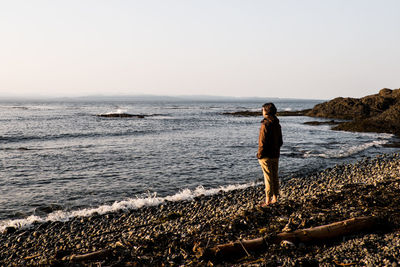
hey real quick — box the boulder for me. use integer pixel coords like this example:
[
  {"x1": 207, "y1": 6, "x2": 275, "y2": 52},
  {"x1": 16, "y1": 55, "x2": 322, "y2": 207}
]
[
  {"x1": 379, "y1": 88, "x2": 393, "y2": 97},
  {"x1": 306, "y1": 97, "x2": 366, "y2": 120},
  {"x1": 334, "y1": 103, "x2": 400, "y2": 135}
]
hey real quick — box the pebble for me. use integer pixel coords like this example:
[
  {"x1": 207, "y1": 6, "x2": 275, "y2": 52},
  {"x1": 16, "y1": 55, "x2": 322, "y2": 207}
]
[{"x1": 0, "y1": 153, "x2": 399, "y2": 266}]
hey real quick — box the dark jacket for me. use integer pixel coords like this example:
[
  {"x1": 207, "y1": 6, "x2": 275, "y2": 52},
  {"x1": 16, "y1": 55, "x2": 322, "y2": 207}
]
[{"x1": 257, "y1": 115, "x2": 283, "y2": 159}]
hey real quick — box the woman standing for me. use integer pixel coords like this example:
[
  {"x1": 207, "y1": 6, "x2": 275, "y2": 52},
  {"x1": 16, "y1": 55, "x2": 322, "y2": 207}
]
[{"x1": 257, "y1": 103, "x2": 283, "y2": 207}]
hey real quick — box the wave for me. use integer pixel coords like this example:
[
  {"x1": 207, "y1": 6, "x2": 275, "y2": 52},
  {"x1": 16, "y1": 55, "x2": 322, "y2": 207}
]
[
  {"x1": 0, "y1": 147, "x2": 32, "y2": 151},
  {"x1": 0, "y1": 130, "x2": 153, "y2": 144},
  {"x1": 0, "y1": 182, "x2": 258, "y2": 232},
  {"x1": 0, "y1": 105, "x2": 62, "y2": 111},
  {"x1": 0, "y1": 106, "x2": 29, "y2": 110},
  {"x1": 0, "y1": 144, "x2": 96, "y2": 152},
  {"x1": 98, "y1": 108, "x2": 131, "y2": 116},
  {"x1": 104, "y1": 108, "x2": 128, "y2": 115},
  {"x1": 303, "y1": 139, "x2": 389, "y2": 159}
]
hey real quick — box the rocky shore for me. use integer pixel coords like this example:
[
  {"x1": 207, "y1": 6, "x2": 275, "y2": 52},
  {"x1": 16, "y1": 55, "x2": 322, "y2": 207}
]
[
  {"x1": 224, "y1": 88, "x2": 400, "y2": 138},
  {"x1": 307, "y1": 88, "x2": 400, "y2": 136},
  {"x1": 1, "y1": 154, "x2": 400, "y2": 266}
]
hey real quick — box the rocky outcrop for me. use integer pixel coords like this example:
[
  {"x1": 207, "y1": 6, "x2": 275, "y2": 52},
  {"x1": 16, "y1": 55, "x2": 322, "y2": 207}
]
[
  {"x1": 223, "y1": 109, "x2": 311, "y2": 117},
  {"x1": 97, "y1": 113, "x2": 145, "y2": 118},
  {"x1": 307, "y1": 88, "x2": 400, "y2": 136},
  {"x1": 304, "y1": 120, "x2": 339, "y2": 126}
]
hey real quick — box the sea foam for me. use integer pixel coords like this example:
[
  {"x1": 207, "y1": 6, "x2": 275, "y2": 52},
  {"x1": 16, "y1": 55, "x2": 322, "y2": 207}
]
[
  {"x1": 304, "y1": 139, "x2": 390, "y2": 159},
  {"x1": 0, "y1": 182, "x2": 258, "y2": 232}
]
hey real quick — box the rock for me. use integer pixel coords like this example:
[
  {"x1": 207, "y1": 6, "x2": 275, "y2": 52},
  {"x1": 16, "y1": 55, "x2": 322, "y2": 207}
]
[
  {"x1": 304, "y1": 120, "x2": 338, "y2": 126},
  {"x1": 278, "y1": 109, "x2": 312, "y2": 116},
  {"x1": 97, "y1": 113, "x2": 145, "y2": 118},
  {"x1": 222, "y1": 109, "x2": 311, "y2": 117},
  {"x1": 55, "y1": 249, "x2": 72, "y2": 259},
  {"x1": 222, "y1": 110, "x2": 261, "y2": 116},
  {"x1": 4, "y1": 226, "x2": 16, "y2": 235},
  {"x1": 379, "y1": 88, "x2": 394, "y2": 97},
  {"x1": 281, "y1": 240, "x2": 296, "y2": 248},
  {"x1": 307, "y1": 88, "x2": 400, "y2": 136}
]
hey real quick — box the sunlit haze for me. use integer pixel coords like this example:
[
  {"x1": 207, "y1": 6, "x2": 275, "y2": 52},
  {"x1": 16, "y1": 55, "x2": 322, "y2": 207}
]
[{"x1": 1, "y1": 0, "x2": 399, "y2": 99}]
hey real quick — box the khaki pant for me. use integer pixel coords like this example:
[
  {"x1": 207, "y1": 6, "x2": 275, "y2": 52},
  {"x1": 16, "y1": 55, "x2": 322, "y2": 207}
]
[{"x1": 258, "y1": 158, "x2": 280, "y2": 200}]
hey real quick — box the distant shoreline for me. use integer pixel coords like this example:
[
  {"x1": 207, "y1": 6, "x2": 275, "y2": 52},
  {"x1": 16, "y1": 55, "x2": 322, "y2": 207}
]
[{"x1": 0, "y1": 95, "x2": 325, "y2": 102}]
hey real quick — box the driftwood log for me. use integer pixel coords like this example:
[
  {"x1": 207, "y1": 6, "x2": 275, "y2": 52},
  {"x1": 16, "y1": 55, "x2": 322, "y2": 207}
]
[
  {"x1": 200, "y1": 216, "x2": 377, "y2": 261},
  {"x1": 69, "y1": 249, "x2": 112, "y2": 262}
]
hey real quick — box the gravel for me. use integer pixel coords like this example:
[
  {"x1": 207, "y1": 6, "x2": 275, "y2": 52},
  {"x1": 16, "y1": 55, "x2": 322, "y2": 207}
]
[{"x1": 1, "y1": 153, "x2": 399, "y2": 266}]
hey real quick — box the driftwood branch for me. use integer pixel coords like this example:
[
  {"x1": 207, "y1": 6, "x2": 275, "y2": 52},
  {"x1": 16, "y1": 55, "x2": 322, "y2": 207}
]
[
  {"x1": 69, "y1": 249, "x2": 112, "y2": 262},
  {"x1": 200, "y1": 216, "x2": 377, "y2": 261}
]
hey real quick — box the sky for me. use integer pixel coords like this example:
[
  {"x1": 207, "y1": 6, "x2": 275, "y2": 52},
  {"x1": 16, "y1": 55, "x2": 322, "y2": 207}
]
[{"x1": 0, "y1": 0, "x2": 399, "y2": 100}]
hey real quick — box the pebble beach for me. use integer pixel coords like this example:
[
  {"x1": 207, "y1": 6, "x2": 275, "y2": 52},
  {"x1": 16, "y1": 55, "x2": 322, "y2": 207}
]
[{"x1": 1, "y1": 153, "x2": 400, "y2": 266}]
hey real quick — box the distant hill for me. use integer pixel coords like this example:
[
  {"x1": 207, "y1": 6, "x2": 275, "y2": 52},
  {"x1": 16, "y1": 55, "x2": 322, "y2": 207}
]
[
  {"x1": 0, "y1": 94, "x2": 295, "y2": 102},
  {"x1": 52, "y1": 94, "x2": 284, "y2": 102}
]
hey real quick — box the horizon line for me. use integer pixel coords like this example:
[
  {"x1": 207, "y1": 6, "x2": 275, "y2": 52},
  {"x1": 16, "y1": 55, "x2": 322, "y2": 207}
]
[{"x1": 0, "y1": 93, "x2": 326, "y2": 101}]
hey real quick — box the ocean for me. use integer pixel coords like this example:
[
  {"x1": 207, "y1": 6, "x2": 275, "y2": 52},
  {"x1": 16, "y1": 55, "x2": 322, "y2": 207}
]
[{"x1": 0, "y1": 99, "x2": 398, "y2": 231}]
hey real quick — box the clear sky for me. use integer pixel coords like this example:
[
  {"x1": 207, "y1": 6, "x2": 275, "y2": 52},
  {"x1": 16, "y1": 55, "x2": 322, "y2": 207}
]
[{"x1": 1, "y1": 0, "x2": 399, "y2": 99}]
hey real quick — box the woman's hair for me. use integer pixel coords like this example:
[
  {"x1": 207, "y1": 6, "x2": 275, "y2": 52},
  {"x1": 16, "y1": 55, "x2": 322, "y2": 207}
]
[{"x1": 262, "y1": 102, "x2": 277, "y2": 115}]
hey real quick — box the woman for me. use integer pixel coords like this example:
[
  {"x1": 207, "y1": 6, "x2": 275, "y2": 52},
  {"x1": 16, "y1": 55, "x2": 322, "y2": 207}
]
[{"x1": 257, "y1": 102, "x2": 283, "y2": 206}]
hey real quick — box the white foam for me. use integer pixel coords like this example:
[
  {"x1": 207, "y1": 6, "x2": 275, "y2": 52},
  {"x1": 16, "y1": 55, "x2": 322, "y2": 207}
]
[
  {"x1": 304, "y1": 139, "x2": 389, "y2": 159},
  {"x1": 102, "y1": 108, "x2": 128, "y2": 115},
  {"x1": 0, "y1": 182, "x2": 258, "y2": 232}
]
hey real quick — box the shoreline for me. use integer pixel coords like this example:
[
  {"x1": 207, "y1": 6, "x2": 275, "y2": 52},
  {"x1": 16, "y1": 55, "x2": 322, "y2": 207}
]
[
  {"x1": 0, "y1": 182, "x2": 259, "y2": 233},
  {"x1": 1, "y1": 153, "x2": 400, "y2": 266}
]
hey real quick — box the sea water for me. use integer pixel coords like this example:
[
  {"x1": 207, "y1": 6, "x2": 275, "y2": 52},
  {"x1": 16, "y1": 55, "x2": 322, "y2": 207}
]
[{"x1": 0, "y1": 99, "x2": 398, "y2": 231}]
